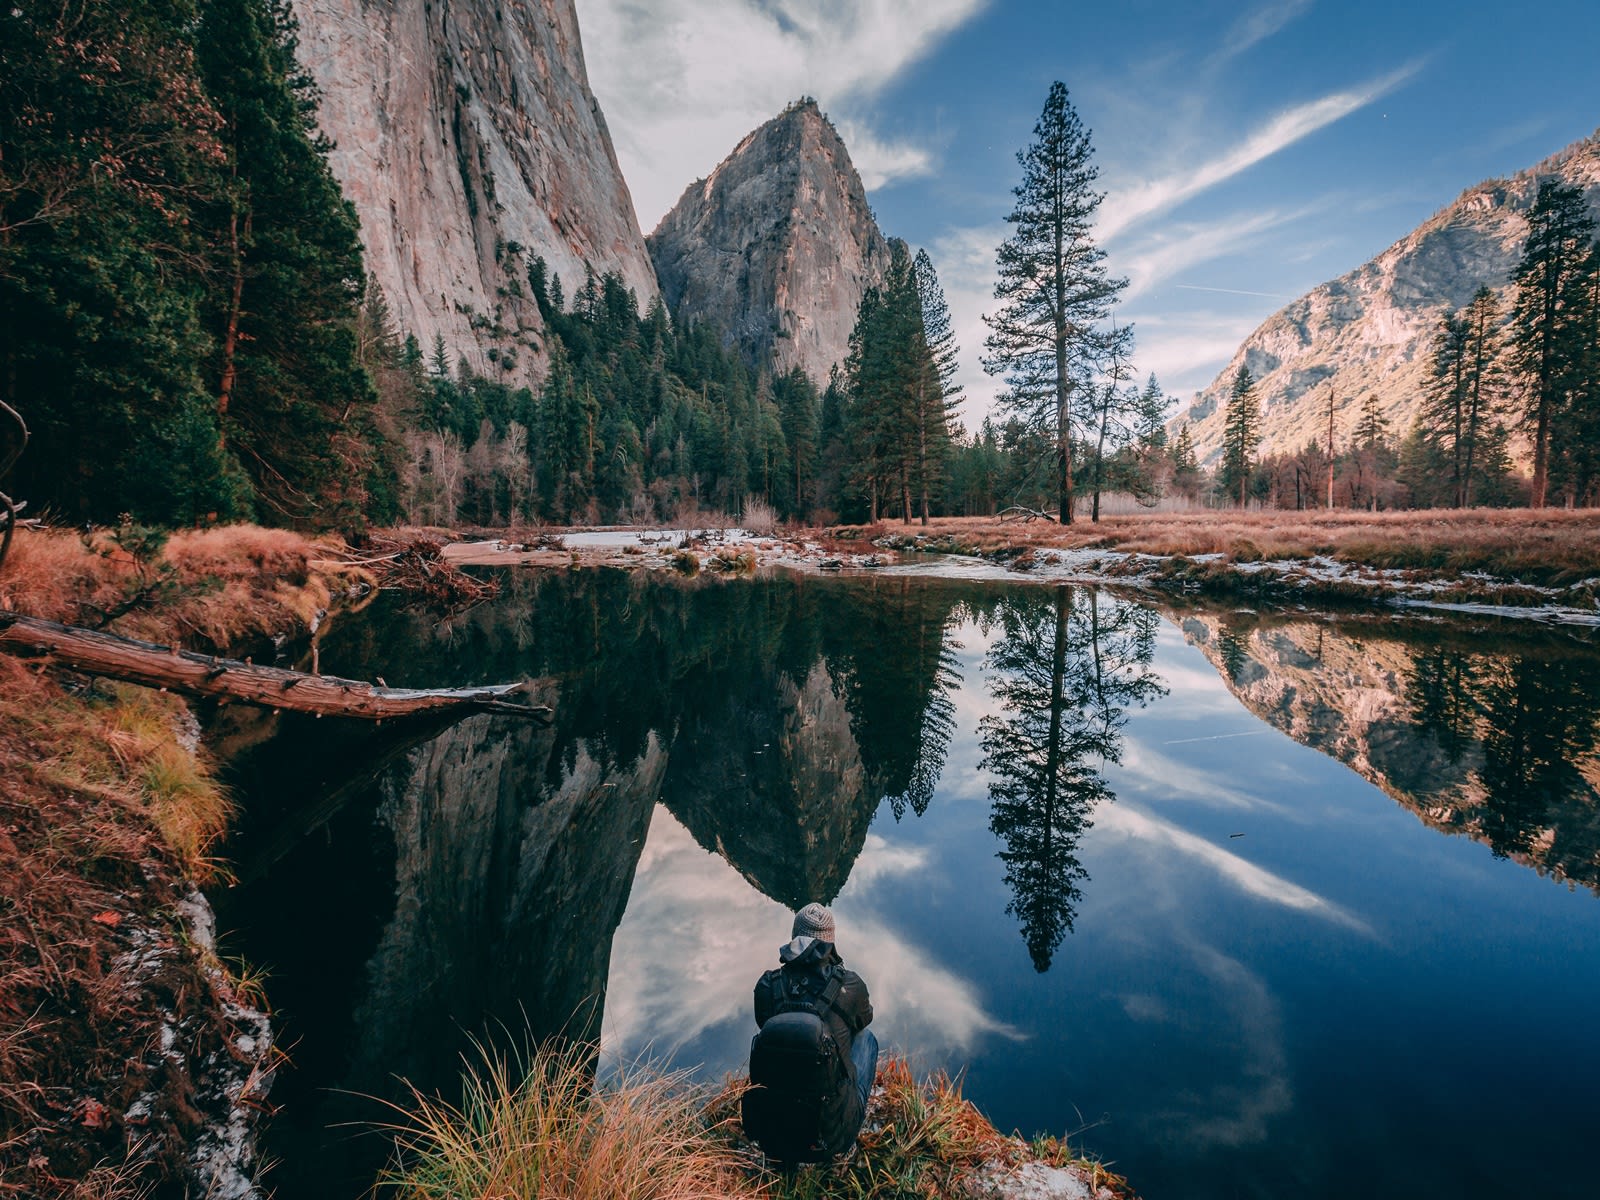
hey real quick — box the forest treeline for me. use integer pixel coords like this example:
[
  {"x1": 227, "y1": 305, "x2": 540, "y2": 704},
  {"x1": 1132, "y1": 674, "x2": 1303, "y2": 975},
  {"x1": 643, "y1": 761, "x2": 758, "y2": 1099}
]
[{"x1": 5, "y1": 15, "x2": 1597, "y2": 533}]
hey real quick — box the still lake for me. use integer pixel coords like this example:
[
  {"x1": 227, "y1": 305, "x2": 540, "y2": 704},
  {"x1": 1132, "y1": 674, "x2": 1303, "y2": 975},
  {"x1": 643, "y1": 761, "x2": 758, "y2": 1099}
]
[{"x1": 214, "y1": 569, "x2": 1600, "y2": 1200}]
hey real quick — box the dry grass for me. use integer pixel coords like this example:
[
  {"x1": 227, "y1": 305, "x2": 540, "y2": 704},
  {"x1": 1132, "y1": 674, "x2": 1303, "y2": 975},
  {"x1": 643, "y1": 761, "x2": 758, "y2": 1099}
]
[
  {"x1": 0, "y1": 523, "x2": 356, "y2": 648},
  {"x1": 379, "y1": 1045, "x2": 1136, "y2": 1200},
  {"x1": 860, "y1": 509, "x2": 1600, "y2": 586},
  {"x1": 0, "y1": 522, "x2": 348, "y2": 1198},
  {"x1": 0, "y1": 658, "x2": 239, "y2": 1198},
  {"x1": 379, "y1": 1040, "x2": 755, "y2": 1200}
]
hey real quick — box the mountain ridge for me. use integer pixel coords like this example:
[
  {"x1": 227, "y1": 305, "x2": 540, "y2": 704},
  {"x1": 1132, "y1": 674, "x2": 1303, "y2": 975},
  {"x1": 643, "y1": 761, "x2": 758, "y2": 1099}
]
[
  {"x1": 647, "y1": 99, "x2": 894, "y2": 384},
  {"x1": 1175, "y1": 129, "x2": 1600, "y2": 465}
]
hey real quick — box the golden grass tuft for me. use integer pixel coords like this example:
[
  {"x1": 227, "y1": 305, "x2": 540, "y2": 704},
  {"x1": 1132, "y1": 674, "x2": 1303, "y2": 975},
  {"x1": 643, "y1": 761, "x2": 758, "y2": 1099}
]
[
  {"x1": 0, "y1": 527, "x2": 133, "y2": 623},
  {"x1": 380, "y1": 1040, "x2": 755, "y2": 1200}
]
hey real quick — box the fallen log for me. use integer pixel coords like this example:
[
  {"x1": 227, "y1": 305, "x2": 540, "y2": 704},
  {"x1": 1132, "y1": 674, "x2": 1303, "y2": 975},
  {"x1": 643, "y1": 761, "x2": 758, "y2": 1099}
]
[{"x1": 0, "y1": 612, "x2": 551, "y2": 723}]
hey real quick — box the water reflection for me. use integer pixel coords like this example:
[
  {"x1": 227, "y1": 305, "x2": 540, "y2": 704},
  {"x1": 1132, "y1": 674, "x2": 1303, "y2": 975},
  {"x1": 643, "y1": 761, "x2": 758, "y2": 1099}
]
[
  {"x1": 980, "y1": 588, "x2": 1165, "y2": 970},
  {"x1": 211, "y1": 573, "x2": 1600, "y2": 1200},
  {"x1": 1180, "y1": 611, "x2": 1600, "y2": 893}
]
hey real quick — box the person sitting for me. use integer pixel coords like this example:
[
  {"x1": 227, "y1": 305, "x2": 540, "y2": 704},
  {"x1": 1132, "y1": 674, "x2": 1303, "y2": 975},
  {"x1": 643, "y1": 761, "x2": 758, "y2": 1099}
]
[{"x1": 743, "y1": 902, "x2": 877, "y2": 1165}]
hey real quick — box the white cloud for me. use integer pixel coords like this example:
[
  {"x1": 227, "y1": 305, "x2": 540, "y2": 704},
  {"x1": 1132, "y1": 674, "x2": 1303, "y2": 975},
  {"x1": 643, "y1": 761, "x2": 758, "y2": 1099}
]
[
  {"x1": 1112, "y1": 310, "x2": 1266, "y2": 397},
  {"x1": 1096, "y1": 61, "x2": 1423, "y2": 243},
  {"x1": 1112, "y1": 206, "x2": 1313, "y2": 299},
  {"x1": 576, "y1": 0, "x2": 987, "y2": 228},
  {"x1": 1207, "y1": 0, "x2": 1316, "y2": 68},
  {"x1": 837, "y1": 121, "x2": 938, "y2": 190}
]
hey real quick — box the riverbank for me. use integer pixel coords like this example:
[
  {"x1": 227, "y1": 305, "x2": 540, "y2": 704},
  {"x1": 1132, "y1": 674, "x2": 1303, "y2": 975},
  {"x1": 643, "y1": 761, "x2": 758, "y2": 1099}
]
[
  {"x1": 442, "y1": 509, "x2": 1600, "y2": 622},
  {"x1": 382, "y1": 1039, "x2": 1134, "y2": 1200},
  {"x1": 0, "y1": 524, "x2": 375, "y2": 1199},
  {"x1": 1, "y1": 524, "x2": 1132, "y2": 1200}
]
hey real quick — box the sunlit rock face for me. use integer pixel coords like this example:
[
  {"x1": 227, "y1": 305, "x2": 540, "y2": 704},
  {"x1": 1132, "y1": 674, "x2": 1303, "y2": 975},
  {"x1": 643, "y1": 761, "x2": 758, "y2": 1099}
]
[
  {"x1": 1179, "y1": 613, "x2": 1600, "y2": 895},
  {"x1": 352, "y1": 703, "x2": 663, "y2": 1093},
  {"x1": 1176, "y1": 132, "x2": 1600, "y2": 464},
  {"x1": 648, "y1": 99, "x2": 893, "y2": 384},
  {"x1": 662, "y1": 659, "x2": 880, "y2": 909},
  {"x1": 290, "y1": 0, "x2": 658, "y2": 385}
]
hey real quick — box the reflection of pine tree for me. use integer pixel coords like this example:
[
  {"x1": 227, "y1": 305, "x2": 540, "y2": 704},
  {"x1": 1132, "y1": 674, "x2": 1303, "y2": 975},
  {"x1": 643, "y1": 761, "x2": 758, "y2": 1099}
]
[
  {"x1": 1406, "y1": 649, "x2": 1483, "y2": 763},
  {"x1": 888, "y1": 640, "x2": 963, "y2": 820},
  {"x1": 980, "y1": 588, "x2": 1165, "y2": 971},
  {"x1": 1478, "y1": 657, "x2": 1600, "y2": 858},
  {"x1": 829, "y1": 582, "x2": 966, "y2": 818},
  {"x1": 1216, "y1": 625, "x2": 1250, "y2": 685}
]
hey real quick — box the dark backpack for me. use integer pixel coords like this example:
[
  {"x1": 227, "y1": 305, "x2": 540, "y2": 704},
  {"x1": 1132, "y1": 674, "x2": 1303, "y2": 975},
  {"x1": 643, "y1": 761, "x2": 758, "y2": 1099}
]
[{"x1": 742, "y1": 966, "x2": 856, "y2": 1163}]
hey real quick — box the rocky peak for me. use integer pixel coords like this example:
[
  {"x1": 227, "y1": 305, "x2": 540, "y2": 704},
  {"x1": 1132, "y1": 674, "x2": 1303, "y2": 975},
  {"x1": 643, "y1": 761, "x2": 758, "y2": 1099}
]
[
  {"x1": 647, "y1": 98, "x2": 893, "y2": 383},
  {"x1": 290, "y1": 0, "x2": 657, "y2": 385},
  {"x1": 1176, "y1": 130, "x2": 1600, "y2": 464}
]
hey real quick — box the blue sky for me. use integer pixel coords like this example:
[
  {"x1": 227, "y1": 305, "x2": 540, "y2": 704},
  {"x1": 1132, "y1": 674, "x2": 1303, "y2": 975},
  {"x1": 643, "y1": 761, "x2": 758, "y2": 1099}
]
[{"x1": 575, "y1": 0, "x2": 1600, "y2": 422}]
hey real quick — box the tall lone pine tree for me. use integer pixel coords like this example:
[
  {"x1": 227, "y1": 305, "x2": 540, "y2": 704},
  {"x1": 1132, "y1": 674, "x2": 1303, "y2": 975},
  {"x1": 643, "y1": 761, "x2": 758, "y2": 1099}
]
[
  {"x1": 984, "y1": 82, "x2": 1126, "y2": 525},
  {"x1": 1219, "y1": 364, "x2": 1262, "y2": 507}
]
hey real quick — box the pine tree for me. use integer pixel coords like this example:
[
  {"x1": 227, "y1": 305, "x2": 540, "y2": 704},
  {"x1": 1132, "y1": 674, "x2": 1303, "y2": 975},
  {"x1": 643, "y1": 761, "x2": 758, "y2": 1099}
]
[
  {"x1": 983, "y1": 82, "x2": 1125, "y2": 525},
  {"x1": 912, "y1": 249, "x2": 964, "y2": 524},
  {"x1": 774, "y1": 368, "x2": 819, "y2": 517},
  {"x1": 1082, "y1": 322, "x2": 1135, "y2": 521},
  {"x1": 1, "y1": 0, "x2": 241, "y2": 522},
  {"x1": 1511, "y1": 180, "x2": 1595, "y2": 507},
  {"x1": 1218, "y1": 365, "x2": 1261, "y2": 507}
]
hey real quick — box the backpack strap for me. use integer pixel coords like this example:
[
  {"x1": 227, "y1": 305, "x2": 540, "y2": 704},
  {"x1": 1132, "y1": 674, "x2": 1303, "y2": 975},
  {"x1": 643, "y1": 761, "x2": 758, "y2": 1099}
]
[{"x1": 774, "y1": 963, "x2": 851, "y2": 1027}]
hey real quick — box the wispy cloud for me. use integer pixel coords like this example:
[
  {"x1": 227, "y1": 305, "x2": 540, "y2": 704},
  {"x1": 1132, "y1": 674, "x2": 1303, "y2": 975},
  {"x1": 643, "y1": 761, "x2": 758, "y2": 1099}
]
[
  {"x1": 1099, "y1": 803, "x2": 1372, "y2": 933},
  {"x1": 838, "y1": 121, "x2": 939, "y2": 190},
  {"x1": 1207, "y1": 0, "x2": 1316, "y2": 69},
  {"x1": 1097, "y1": 61, "x2": 1424, "y2": 242},
  {"x1": 1113, "y1": 205, "x2": 1318, "y2": 299},
  {"x1": 576, "y1": 0, "x2": 987, "y2": 227},
  {"x1": 1174, "y1": 284, "x2": 1287, "y2": 300}
]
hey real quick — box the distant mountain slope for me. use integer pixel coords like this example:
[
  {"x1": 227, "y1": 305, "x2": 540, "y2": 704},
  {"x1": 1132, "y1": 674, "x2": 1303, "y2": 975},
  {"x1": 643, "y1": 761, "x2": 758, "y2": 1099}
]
[
  {"x1": 290, "y1": 0, "x2": 658, "y2": 386},
  {"x1": 1176, "y1": 131, "x2": 1600, "y2": 464},
  {"x1": 648, "y1": 99, "x2": 893, "y2": 384}
]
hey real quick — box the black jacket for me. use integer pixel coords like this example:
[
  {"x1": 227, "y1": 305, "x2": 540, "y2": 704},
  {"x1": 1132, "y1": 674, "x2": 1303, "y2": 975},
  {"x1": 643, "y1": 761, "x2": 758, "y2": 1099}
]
[
  {"x1": 753, "y1": 937, "x2": 873, "y2": 1059},
  {"x1": 750, "y1": 937, "x2": 874, "y2": 1157}
]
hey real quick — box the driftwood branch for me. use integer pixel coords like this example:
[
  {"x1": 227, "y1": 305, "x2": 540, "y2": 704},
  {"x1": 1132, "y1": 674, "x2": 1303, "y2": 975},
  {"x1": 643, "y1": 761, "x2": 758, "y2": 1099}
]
[
  {"x1": 997, "y1": 505, "x2": 1058, "y2": 523},
  {"x1": 0, "y1": 612, "x2": 551, "y2": 723}
]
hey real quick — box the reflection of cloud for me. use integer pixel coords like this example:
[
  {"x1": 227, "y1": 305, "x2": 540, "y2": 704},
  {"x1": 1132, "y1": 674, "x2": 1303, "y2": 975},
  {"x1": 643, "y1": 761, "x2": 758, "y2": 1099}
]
[
  {"x1": 1099, "y1": 803, "x2": 1371, "y2": 933},
  {"x1": 603, "y1": 808, "x2": 1020, "y2": 1068},
  {"x1": 839, "y1": 834, "x2": 928, "y2": 889},
  {"x1": 1169, "y1": 938, "x2": 1293, "y2": 1147},
  {"x1": 1117, "y1": 739, "x2": 1296, "y2": 816}
]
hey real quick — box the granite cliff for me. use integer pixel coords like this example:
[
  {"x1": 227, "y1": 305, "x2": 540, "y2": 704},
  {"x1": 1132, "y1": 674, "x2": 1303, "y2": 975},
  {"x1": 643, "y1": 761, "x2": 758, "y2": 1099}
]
[
  {"x1": 1176, "y1": 132, "x2": 1600, "y2": 464},
  {"x1": 289, "y1": 0, "x2": 657, "y2": 385},
  {"x1": 648, "y1": 99, "x2": 894, "y2": 384}
]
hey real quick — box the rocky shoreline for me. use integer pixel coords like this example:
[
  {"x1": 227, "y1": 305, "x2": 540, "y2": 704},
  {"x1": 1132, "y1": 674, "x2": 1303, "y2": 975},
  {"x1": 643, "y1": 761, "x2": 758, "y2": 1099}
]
[{"x1": 441, "y1": 520, "x2": 1600, "y2": 626}]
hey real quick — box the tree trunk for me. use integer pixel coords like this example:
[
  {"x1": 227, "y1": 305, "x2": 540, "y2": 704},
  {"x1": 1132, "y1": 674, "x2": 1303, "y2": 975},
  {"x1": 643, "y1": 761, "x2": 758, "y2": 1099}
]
[
  {"x1": 0, "y1": 613, "x2": 551, "y2": 722},
  {"x1": 217, "y1": 209, "x2": 251, "y2": 426}
]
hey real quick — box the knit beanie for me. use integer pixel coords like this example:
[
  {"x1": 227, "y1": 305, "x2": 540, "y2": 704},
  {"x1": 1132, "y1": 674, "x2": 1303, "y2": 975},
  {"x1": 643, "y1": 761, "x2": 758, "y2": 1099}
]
[{"x1": 792, "y1": 902, "x2": 835, "y2": 944}]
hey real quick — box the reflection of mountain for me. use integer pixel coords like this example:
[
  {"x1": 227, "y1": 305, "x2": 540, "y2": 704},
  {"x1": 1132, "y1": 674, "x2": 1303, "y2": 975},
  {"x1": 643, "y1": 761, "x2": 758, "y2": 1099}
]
[
  {"x1": 355, "y1": 714, "x2": 662, "y2": 1089},
  {"x1": 1179, "y1": 612, "x2": 1600, "y2": 893},
  {"x1": 980, "y1": 588, "x2": 1165, "y2": 971},
  {"x1": 217, "y1": 573, "x2": 990, "y2": 1197},
  {"x1": 663, "y1": 659, "x2": 874, "y2": 907},
  {"x1": 660, "y1": 579, "x2": 968, "y2": 905}
]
